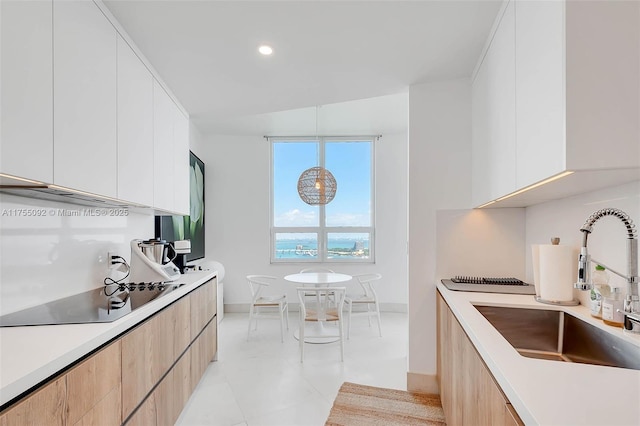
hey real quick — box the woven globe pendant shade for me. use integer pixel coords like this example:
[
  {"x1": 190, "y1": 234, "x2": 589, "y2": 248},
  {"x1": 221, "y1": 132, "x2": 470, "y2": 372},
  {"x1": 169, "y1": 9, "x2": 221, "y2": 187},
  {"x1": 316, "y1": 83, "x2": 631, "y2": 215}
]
[{"x1": 297, "y1": 166, "x2": 337, "y2": 205}]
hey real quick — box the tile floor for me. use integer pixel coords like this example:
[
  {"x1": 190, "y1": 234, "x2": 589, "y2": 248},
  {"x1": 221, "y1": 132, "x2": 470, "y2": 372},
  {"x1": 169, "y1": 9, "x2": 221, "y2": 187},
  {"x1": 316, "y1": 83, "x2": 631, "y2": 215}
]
[{"x1": 176, "y1": 311, "x2": 408, "y2": 426}]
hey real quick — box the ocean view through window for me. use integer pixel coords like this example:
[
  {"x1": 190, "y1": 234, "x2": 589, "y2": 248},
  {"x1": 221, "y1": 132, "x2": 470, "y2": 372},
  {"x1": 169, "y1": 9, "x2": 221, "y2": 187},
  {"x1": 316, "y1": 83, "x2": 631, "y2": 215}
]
[{"x1": 270, "y1": 137, "x2": 375, "y2": 263}]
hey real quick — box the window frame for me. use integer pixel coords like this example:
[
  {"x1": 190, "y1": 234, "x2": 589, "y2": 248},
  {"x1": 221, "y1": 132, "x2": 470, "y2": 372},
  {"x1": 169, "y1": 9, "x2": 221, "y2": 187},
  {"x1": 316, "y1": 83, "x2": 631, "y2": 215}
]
[{"x1": 270, "y1": 136, "x2": 376, "y2": 264}]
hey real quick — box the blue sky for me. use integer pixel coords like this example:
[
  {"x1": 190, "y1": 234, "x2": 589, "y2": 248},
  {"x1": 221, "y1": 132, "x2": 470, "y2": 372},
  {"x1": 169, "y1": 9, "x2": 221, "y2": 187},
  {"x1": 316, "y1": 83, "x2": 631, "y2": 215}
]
[{"x1": 273, "y1": 140, "x2": 371, "y2": 227}]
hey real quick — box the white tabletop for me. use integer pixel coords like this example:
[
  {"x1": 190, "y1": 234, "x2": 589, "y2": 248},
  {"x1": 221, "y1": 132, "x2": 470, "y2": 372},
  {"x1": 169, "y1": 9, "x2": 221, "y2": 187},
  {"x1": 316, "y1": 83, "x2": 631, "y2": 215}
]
[{"x1": 284, "y1": 272, "x2": 352, "y2": 285}]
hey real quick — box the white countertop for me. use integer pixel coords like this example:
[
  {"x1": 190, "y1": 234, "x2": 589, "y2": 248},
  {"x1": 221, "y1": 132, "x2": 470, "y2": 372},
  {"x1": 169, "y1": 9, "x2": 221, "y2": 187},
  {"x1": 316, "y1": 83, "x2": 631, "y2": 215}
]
[
  {"x1": 0, "y1": 271, "x2": 217, "y2": 408},
  {"x1": 437, "y1": 282, "x2": 640, "y2": 426}
]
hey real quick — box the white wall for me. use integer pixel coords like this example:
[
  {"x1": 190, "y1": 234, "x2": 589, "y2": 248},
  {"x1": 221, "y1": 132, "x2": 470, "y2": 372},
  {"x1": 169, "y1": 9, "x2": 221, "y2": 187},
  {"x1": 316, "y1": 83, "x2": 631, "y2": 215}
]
[
  {"x1": 189, "y1": 121, "x2": 206, "y2": 160},
  {"x1": 435, "y1": 208, "x2": 526, "y2": 281},
  {"x1": 0, "y1": 194, "x2": 154, "y2": 314},
  {"x1": 407, "y1": 78, "x2": 473, "y2": 390},
  {"x1": 199, "y1": 131, "x2": 409, "y2": 311},
  {"x1": 525, "y1": 180, "x2": 640, "y2": 306}
]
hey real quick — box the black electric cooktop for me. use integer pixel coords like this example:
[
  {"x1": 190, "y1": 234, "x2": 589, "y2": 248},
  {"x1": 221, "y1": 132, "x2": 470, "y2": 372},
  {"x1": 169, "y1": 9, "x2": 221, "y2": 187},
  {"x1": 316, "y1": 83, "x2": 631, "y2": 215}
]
[{"x1": 0, "y1": 283, "x2": 184, "y2": 327}]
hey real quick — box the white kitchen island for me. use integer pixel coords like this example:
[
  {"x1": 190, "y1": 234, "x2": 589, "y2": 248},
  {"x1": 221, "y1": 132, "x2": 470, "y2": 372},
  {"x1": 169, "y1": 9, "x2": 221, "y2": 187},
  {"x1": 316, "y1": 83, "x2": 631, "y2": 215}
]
[{"x1": 437, "y1": 281, "x2": 640, "y2": 425}]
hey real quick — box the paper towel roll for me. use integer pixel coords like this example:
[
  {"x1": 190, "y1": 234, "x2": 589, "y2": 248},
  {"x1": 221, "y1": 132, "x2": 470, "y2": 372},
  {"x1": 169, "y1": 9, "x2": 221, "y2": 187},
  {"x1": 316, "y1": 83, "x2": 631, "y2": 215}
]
[{"x1": 538, "y1": 244, "x2": 574, "y2": 302}]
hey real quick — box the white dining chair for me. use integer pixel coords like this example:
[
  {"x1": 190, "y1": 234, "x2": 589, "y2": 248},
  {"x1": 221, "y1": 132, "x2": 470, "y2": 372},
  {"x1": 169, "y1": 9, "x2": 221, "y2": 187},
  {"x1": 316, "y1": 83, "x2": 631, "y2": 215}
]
[
  {"x1": 299, "y1": 267, "x2": 336, "y2": 299},
  {"x1": 246, "y1": 275, "x2": 289, "y2": 342},
  {"x1": 297, "y1": 286, "x2": 346, "y2": 362},
  {"x1": 344, "y1": 273, "x2": 382, "y2": 339}
]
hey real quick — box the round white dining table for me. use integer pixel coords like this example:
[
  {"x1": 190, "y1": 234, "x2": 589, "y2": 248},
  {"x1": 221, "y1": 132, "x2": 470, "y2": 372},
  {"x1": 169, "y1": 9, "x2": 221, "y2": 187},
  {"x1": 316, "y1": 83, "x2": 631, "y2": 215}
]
[{"x1": 284, "y1": 272, "x2": 352, "y2": 343}]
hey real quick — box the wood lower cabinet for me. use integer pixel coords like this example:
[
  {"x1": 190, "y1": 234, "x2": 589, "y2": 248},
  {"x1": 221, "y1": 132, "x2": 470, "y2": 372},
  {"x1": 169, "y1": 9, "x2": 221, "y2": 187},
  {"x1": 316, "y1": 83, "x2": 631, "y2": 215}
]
[
  {"x1": 127, "y1": 319, "x2": 214, "y2": 426},
  {"x1": 190, "y1": 278, "x2": 216, "y2": 342},
  {"x1": 190, "y1": 318, "x2": 217, "y2": 393},
  {"x1": 120, "y1": 292, "x2": 191, "y2": 420},
  {"x1": 0, "y1": 341, "x2": 121, "y2": 426},
  {"x1": 0, "y1": 277, "x2": 217, "y2": 426},
  {"x1": 67, "y1": 341, "x2": 121, "y2": 426},
  {"x1": 437, "y1": 292, "x2": 523, "y2": 426},
  {"x1": 0, "y1": 376, "x2": 66, "y2": 426},
  {"x1": 122, "y1": 277, "x2": 216, "y2": 424}
]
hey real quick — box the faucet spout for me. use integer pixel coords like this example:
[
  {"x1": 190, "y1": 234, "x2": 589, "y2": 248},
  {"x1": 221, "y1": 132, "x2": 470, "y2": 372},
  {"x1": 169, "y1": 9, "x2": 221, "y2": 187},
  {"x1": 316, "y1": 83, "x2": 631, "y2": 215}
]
[{"x1": 574, "y1": 208, "x2": 639, "y2": 332}]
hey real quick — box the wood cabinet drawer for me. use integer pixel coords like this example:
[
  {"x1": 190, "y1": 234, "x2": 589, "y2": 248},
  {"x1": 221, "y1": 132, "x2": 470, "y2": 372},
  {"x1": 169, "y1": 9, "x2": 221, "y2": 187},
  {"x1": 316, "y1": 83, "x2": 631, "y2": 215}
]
[
  {"x1": 0, "y1": 341, "x2": 121, "y2": 426},
  {"x1": 437, "y1": 292, "x2": 523, "y2": 426},
  {"x1": 67, "y1": 341, "x2": 121, "y2": 425},
  {"x1": 0, "y1": 376, "x2": 66, "y2": 425}
]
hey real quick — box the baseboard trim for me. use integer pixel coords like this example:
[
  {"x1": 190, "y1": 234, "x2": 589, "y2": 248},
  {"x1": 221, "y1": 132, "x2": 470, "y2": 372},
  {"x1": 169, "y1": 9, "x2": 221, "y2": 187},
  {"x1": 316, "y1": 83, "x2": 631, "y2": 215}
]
[
  {"x1": 224, "y1": 303, "x2": 408, "y2": 313},
  {"x1": 407, "y1": 372, "x2": 439, "y2": 395}
]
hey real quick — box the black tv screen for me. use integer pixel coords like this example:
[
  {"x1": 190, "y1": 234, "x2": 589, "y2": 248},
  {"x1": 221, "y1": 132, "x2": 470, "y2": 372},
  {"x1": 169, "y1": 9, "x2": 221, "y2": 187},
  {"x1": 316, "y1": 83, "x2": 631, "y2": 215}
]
[{"x1": 155, "y1": 151, "x2": 205, "y2": 262}]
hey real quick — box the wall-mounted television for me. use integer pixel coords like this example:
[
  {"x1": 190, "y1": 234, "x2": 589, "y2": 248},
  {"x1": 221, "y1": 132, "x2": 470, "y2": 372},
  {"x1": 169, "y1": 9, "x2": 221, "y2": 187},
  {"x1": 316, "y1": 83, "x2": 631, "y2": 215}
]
[{"x1": 155, "y1": 151, "x2": 205, "y2": 268}]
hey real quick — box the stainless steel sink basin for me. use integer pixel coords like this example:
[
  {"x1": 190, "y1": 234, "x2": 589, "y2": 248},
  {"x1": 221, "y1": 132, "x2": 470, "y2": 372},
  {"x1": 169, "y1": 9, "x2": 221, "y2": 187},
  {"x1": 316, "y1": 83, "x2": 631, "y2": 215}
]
[{"x1": 474, "y1": 305, "x2": 640, "y2": 370}]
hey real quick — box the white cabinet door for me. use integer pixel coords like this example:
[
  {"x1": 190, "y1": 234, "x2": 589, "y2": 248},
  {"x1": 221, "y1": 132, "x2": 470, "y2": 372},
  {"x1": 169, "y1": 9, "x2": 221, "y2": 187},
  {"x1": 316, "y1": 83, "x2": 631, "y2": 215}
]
[
  {"x1": 1, "y1": 0, "x2": 53, "y2": 183},
  {"x1": 53, "y1": 0, "x2": 117, "y2": 197},
  {"x1": 471, "y1": 1, "x2": 516, "y2": 206},
  {"x1": 471, "y1": 59, "x2": 492, "y2": 207},
  {"x1": 153, "y1": 80, "x2": 175, "y2": 212},
  {"x1": 153, "y1": 80, "x2": 190, "y2": 215},
  {"x1": 485, "y1": 1, "x2": 516, "y2": 201},
  {"x1": 117, "y1": 35, "x2": 154, "y2": 206},
  {"x1": 173, "y1": 108, "x2": 190, "y2": 216},
  {"x1": 515, "y1": 0, "x2": 565, "y2": 189}
]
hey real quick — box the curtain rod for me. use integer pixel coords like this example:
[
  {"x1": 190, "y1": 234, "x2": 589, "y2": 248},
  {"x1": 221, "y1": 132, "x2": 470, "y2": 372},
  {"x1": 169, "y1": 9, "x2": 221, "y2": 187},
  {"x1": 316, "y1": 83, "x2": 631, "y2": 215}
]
[{"x1": 263, "y1": 135, "x2": 382, "y2": 141}]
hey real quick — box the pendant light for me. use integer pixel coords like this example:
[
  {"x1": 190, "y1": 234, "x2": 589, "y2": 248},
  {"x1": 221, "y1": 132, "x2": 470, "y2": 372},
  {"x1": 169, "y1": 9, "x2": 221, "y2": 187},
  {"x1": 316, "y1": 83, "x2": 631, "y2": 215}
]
[{"x1": 297, "y1": 107, "x2": 337, "y2": 205}]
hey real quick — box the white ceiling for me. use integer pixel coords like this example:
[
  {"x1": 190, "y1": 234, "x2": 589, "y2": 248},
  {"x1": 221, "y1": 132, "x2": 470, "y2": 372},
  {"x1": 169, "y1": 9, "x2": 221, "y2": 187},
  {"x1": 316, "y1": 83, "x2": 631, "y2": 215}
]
[{"x1": 103, "y1": 0, "x2": 502, "y2": 134}]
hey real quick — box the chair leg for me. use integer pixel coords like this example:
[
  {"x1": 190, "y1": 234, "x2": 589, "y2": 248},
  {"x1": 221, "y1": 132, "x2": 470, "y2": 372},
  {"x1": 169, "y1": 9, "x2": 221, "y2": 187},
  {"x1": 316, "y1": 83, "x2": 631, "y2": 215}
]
[
  {"x1": 347, "y1": 301, "x2": 352, "y2": 340},
  {"x1": 367, "y1": 304, "x2": 372, "y2": 327},
  {"x1": 285, "y1": 303, "x2": 290, "y2": 330},
  {"x1": 279, "y1": 304, "x2": 285, "y2": 343},
  {"x1": 247, "y1": 308, "x2": 254, "y2": 341},
  {"x1": 375, "y1": 301, "x2": 382, "y2": 337},
  {"x1": 339, "y1": 318, "x2": 344, "y2": 362},
  {"x1": 299, "y1": 319, "x2": 305, "y2": 363}
]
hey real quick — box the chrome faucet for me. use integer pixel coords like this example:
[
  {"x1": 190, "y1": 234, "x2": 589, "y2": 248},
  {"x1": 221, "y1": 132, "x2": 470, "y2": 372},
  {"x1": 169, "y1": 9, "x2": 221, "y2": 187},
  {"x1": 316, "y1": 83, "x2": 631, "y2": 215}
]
[{"x1": 574, "y1": 208, "x2": 639, "y2": 333}]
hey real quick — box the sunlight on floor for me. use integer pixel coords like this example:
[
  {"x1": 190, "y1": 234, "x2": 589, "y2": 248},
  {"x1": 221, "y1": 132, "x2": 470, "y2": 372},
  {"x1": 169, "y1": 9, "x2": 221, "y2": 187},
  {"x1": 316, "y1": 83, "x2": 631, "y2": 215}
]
[{"x1": 176, "y1": 311, "x2": 408, "y2": 426}]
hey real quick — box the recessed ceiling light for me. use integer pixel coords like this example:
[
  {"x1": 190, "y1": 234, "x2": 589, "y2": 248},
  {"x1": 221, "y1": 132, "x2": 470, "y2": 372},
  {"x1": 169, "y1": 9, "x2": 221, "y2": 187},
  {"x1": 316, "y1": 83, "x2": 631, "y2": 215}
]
[{"x1": 258, "y1": 45, "x2": 273, "y2": 55}]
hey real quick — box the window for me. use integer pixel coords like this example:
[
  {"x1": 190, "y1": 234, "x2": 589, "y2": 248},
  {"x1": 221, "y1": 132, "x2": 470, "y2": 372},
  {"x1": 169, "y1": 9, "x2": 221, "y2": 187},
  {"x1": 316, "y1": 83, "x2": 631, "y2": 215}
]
[{"x1": 271, "y1": 137, "x2": 375, "y2": 263}]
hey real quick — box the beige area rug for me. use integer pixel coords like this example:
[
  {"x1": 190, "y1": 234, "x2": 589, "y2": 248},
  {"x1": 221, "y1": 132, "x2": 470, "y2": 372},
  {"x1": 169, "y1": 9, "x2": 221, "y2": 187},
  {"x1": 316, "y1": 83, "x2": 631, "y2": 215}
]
[{"x1": 325, "y1": 382, "x2": 446, "y2": 426}]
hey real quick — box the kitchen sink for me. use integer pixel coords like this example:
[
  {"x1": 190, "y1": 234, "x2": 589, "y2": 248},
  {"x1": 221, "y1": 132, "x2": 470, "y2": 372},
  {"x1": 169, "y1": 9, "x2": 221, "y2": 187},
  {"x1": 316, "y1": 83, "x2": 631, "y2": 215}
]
[{"x1": 474, "y1": 305, "x2": 640, "y2": 370}]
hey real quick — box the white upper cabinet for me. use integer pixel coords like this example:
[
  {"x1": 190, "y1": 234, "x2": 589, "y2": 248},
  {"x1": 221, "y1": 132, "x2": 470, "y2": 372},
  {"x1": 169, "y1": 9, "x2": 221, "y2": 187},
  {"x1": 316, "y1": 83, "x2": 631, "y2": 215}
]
[
  {"x1": 471, "y1": 60, "x2": 492, "y2": 207},
  {"x1": 117, "y1": 35, "x2": 154, "y2": 206},
  {"x1": 515, "y1": 0, "x2": 565, "y2": 189},
  {"x1": 564, "y1": 0, "x2": 639, "y2": 171},
  {"x1": 472, "y1": 0, "x2": 639, "y2": 208},
  {"x1": 471, "y1": 1, "x2": 516, "y2": 206},
  {"x1": 153, "y1": 80, "x2": 190, "y2": 216},
  {"x1": 0, "y1": 0, "x2": 190, "y2": 212},
  {"x1": 53, "y1": 0, "x2": 117, "y2": 197},
  {"x1": 1, "y1": 0, "x2": 53, "y2": 183},
  {"x1": 173, "y1": 109, "x2": 190, "y2": 216},
  {"x1": 153, "y1": 80, "x2": 175, "y2": 213}
]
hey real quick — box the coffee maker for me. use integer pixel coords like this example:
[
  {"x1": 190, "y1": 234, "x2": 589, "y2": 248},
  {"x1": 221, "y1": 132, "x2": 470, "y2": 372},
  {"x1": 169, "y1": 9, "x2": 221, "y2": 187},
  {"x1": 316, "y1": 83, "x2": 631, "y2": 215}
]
[{"x1": 129, "y1": 239, "x2": 181, "y2": 282}]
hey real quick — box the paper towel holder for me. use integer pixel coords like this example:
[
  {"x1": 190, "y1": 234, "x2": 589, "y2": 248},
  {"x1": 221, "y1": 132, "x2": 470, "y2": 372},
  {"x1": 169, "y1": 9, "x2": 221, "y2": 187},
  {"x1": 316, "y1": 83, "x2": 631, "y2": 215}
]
[{"x1": 535, "y1": 237, "x2": 580, "y2": 306}]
